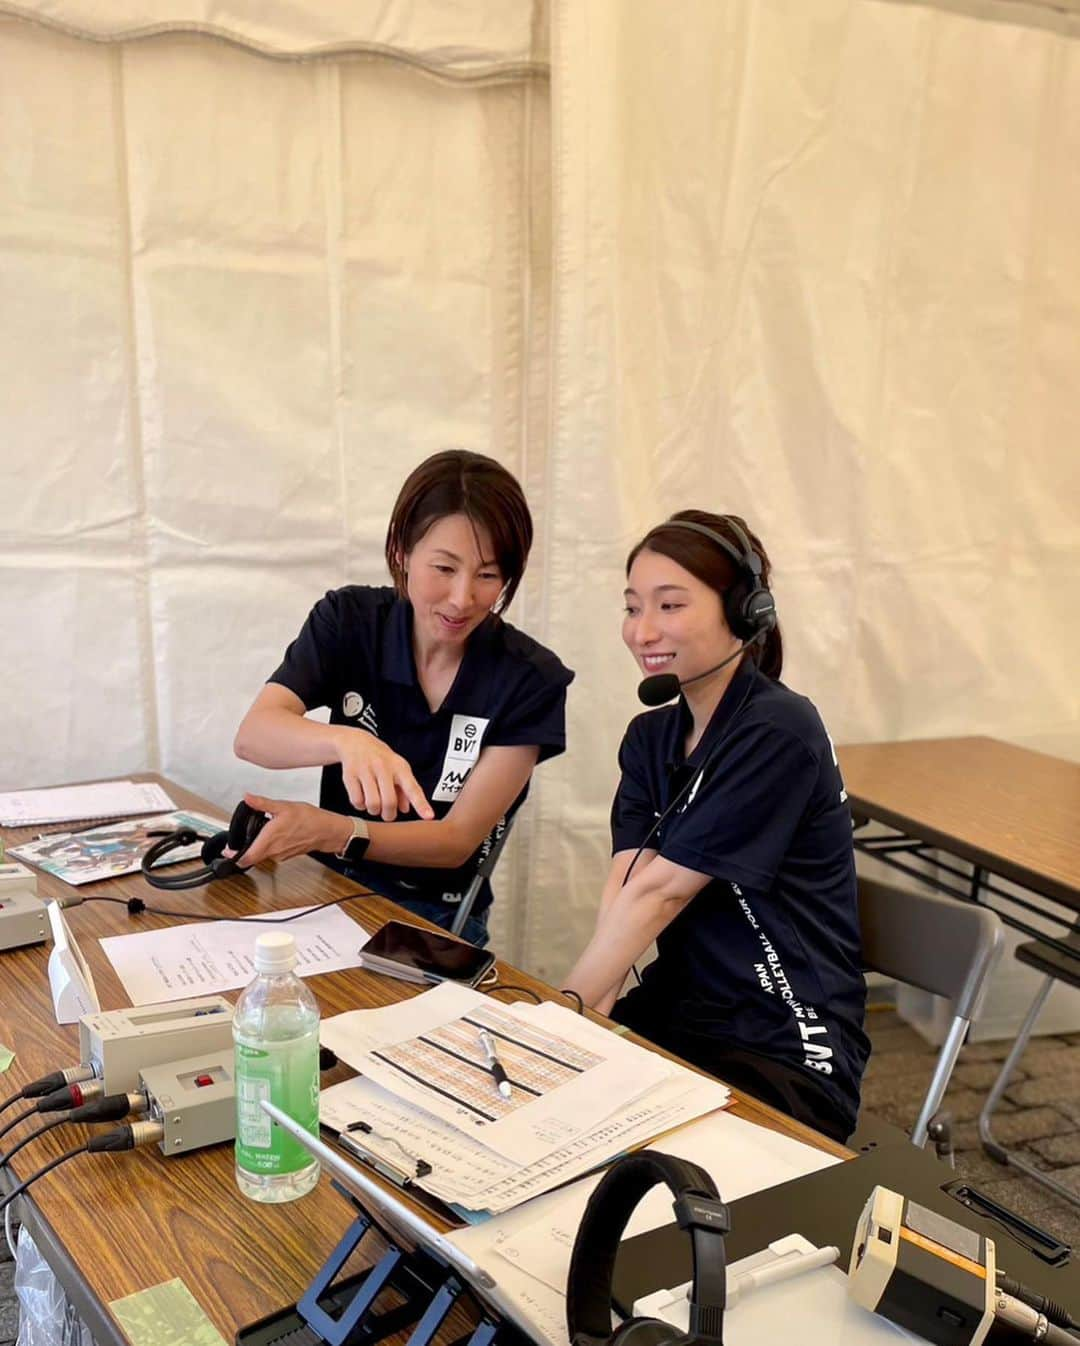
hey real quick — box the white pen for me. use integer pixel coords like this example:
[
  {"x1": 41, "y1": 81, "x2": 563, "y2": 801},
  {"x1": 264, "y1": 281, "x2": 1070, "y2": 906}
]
[{"x1": 478, "y1": 1028, "x2": 513, "y2": 1099}]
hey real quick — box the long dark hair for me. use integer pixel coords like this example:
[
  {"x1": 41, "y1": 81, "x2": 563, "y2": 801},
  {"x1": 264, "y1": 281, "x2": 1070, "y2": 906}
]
[
  {"x1": 385, "y1": 450, "x2": 533, "y2": 611},
  {"x1": 627, "y1": 509, "x2": 783, "y2": 679}
]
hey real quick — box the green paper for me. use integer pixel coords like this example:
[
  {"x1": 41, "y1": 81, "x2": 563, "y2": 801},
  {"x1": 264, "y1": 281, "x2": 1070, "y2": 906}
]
[
  {"x1": 0, "y1": 1044, "x2": 14, "y2": 1072},
  {"x1": 109, "y1": 1279, "x2": 228, "y2": 1346}
]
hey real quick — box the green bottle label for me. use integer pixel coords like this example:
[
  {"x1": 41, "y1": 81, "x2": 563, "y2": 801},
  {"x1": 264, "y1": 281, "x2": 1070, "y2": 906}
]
[{"x1": 235, "y1": 1036, "x2": 319, "y2": 1176}]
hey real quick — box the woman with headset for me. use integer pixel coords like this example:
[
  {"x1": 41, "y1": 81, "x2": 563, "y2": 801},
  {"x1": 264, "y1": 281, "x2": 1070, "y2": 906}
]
[
  {"x1": 563, "y1": 511, "x2": 868, "y2": 1140},
  {"x1": 231, "y1": 450, "x2": 573, "y2": 946}
]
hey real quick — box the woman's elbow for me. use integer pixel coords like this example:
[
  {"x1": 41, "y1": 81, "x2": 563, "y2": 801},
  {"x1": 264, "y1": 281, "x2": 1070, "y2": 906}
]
[{"x1": 233, "y1": 718, "x2": 264, "y2": 765}]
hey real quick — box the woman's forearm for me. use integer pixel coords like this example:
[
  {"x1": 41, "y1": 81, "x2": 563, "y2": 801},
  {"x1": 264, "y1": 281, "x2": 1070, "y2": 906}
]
[
  {"x1": 235, "y1": 705, "x2": 347, "y2": 769},
  {"x1": 564, "y1": 882, "x2": 687, "y2": 1009}
]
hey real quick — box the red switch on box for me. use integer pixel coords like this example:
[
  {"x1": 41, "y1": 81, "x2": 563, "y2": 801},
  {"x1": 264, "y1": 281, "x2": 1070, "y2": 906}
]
[{"x1": 194, "y1": 1074, "x2": 214, "y2": 1087}]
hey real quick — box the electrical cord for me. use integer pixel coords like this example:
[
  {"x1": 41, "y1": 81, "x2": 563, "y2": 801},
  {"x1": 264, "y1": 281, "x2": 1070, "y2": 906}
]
[
  {"x1": 0, "y1": 1081, "x2": 106, "y2": 1143},
  {"x1": 484, "y1": 981, "x2": 544, "y2": 1004},
  {"x1": 998, "y1": 1274, "x2": 1079, "y2": 1332},
  {"x1": 1, "y1": 1093, "x2": 148, "y2": 1167},
  {"x1": 80, "y1": 890, "x2": 374, "y2": 923},
  {"x1": 0, "y1": 1064, "x2": 96, "y2": 1115},
  {"x1": 614, "y1": 647, "x2": 762, "y2": 990},
  {"x1": 0, "y1": 1121, "x2": 165, "y2": 1218}
]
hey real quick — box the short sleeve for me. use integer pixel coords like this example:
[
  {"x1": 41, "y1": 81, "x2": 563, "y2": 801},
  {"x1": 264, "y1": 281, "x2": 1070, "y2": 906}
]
[
  {"x1": 484, "y1": 665, "x2": 572, "y2": 763},
  {"x1": 610, "y1": 722, "x2": 658, "y2": 854},
  {"x1": 267, "y1": 591, "x2": 343, "y2": 711},
  {"x1": 660, "y1": 720, "x2": 820, "y2": 889}
]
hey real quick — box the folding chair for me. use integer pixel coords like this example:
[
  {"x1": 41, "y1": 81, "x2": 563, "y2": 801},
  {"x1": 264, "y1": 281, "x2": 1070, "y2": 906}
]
[
  {"x1": 449, "y1": 815, "x2": 515, "y2": 938},
  {"x1": 856, "y1": 875, "x2": 1003, "y2": 1147},
  {"x1": 978, "y1": 925, "x2": 1080, "y2": 1206}
]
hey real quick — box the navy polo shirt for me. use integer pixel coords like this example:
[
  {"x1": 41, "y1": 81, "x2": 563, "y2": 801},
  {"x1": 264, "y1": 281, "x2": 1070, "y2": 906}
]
[
  {"x1": 611, "y1": 658, "x2": 869, "y2": 1130},
  {"x1": 268, "y1": 586, "x2": 574, "y2": 913}
]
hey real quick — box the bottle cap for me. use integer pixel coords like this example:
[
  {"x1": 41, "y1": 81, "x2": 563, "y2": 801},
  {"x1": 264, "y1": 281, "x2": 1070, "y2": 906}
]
[{"x1": 254, "y1": 931, "x2": 297, "y2": 973}]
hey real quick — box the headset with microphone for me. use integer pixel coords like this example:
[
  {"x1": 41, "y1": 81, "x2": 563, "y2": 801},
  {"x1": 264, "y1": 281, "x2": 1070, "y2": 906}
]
[
  {"x1": 567, "y1": 1149, "x2": 729, "y2": 1346},
  {"x1": 636, "y1": 516, "x2": 777, "y2": 708},
  {"x1": 140, "y1": 800, "x2": 268, "y2": 890}
]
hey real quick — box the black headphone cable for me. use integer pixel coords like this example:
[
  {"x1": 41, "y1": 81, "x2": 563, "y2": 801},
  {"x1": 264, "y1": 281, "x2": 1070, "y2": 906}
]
[{"x1": 613, "y1": 661, "x2": 760, "y2": 990}]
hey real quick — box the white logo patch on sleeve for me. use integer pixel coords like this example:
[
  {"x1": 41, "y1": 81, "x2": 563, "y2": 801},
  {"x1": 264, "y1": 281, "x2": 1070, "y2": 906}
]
[{"x1": 432, "y1": 714, "x2": 491, "y2": 803}]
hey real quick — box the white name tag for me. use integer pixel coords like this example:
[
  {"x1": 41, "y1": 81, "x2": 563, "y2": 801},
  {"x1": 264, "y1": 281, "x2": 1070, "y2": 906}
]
[{"x1": 432, "y1": 714, "x2": 490, "y2": 803}]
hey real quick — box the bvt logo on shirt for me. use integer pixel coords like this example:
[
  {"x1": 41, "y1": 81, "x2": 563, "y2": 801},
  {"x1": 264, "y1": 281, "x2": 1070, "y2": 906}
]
[
  {"x1": 342, "y1": 690, "x2": 378, "y2": 735},
  {"x1": 433, "y1": 714, "x2": 490, "y2": 803}
]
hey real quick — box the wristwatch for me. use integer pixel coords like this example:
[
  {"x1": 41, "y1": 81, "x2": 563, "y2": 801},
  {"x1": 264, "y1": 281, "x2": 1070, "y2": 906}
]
[{"x1": 335, "y1": 816, "x2": 371, "y2": 863}]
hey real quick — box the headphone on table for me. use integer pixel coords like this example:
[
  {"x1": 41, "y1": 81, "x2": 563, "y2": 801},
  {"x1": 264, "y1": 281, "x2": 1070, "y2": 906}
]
[
  {"x1": 140, "y1": 800, "x2": 268, "y2": 890},
  {"x1": 659, "y1": 516, "x2": 776, "y2": 642},
  {"x1": 567, "y1": 1150, "x2": 729, "y2": 1346}
]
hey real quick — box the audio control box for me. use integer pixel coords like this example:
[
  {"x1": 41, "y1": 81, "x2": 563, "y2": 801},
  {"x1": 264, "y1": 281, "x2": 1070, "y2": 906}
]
[
  {"x1": 0, "y1": 862, "x2": 48, "y2": 951},
  {"x1": 80, "y1": 995, "x2": 235, "y2": 1093},
  {"x1": 140, "y1": 1051, "x2": 235, "y2": 1155}
]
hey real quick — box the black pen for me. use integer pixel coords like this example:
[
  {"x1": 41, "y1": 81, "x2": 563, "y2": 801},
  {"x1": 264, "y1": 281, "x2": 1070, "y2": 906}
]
[{"x1": 478, "y1": 1028, "x2": 512, "y2": 1100}]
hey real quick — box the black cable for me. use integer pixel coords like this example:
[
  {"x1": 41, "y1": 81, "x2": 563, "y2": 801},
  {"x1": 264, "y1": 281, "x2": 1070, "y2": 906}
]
[
  {"x1": 614, "y1": 650, "x2": 762, "y2": 989},
  {"x1": 998, "y1": 1275, "x2": 1078, "y2": 1331},
  {"x1": 0, "y1": 1116, "x2": 68, "y2": 1167},
  {"x1": 559, "y1": 989, "x2": 585, "y2": 1014},
  {"x1": 0, "y1": 1146, "x2": 86, "y2": 1217},
  {"x1": 0, "y1": 1122, "x2": 162, "y2": 1218},
  {"x1": 0, "y1": 1064, "x2": 96, "y2": 1116},
  {"x1": 484, "y1": 981, "x2": 543, "y2": 1004},
  {"x1": 0, "y1": 1105, "x2": 37, "y2": 1144},
  {"x1": 81, "y1": 890, "x2": 373, "y2": 923},
  {"x1": 1, "y1": 1093, "x2": 145, "y2": 1167}
]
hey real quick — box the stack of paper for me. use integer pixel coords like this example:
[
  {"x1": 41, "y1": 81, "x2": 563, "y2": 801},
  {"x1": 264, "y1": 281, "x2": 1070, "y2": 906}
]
[
  {"x1": 319, "y1": 982, "x2": 730, "y2": 1218},
  {"x1": 0, "y1": 781, "x2": 176, "y2": 827},
  {"x1": 446, "y1": 1110, "x2": 845, "y2": 1346}
]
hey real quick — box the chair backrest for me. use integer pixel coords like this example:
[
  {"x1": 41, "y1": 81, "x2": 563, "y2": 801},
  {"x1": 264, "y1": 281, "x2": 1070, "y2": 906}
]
[
  {"x1": 450, "y1": 814, "x2": 515, "y2": 938},
  {"x1": 857, "y1": 875, "x2": 1004, "y2": 1146},
  {"x1": 858, "y1": 875, "x2": 1003, "y2": 1021}
]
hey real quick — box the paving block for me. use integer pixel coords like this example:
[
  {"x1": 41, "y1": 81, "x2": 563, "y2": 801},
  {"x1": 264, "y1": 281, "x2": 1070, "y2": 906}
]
[
  {"x1": 865, "y1": 1050, "x2": 938, "y2": 1082},
  {"x1": 0, "y1": 1260, "x2": 18, "y2": 1346},
  {"x1": 1028, "y1": 1133, "x2": 1080, "y2": 1167},
  {"x1": 1006, "y1": 1076, "x2": 1080, "y2": 1108},
  {"x1": 931, "y1": 1088, "x2": 986, "y2": 1123},
  {"x1": 953, "y1": 1060, "x2": 1021, "y2": 1092},
  {"x1": 973, "y1": 1173, "x2": 1080, "y2": 1245},
  {"x1": 957, "y1": 1040, "x2": 1013, "y2": 1063},
  {"x1": 976, "y1": 1106, "x2": 1064, "y2": 1146}
]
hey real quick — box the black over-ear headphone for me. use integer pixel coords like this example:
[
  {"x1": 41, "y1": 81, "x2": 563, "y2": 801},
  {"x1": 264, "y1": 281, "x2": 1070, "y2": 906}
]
[
  {"x1": 662, "y1": 517, "x2": 776, "y2": 642},
  {"x1": 567, "y1": 1150, "x2": 728, "y2": 1346},
  {"x1": 140, "y1": 800, "x2": 268, "y2": 890}
]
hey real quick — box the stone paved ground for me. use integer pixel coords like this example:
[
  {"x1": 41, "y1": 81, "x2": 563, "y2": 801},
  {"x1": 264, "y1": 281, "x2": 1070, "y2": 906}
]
[
  {"x1": 862, "y1": 1004, "x2": 1080, "y2": 1247},
  {"x1": 3, "y1": 1009, "x2": 1080, "y2": 1343}
]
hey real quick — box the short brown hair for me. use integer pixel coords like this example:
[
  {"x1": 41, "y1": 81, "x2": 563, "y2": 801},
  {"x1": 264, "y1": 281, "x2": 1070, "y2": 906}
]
[
  {"x1": 627, "y1": 509, "x2": 784, "y2": 679},
  {"x1": 385, "y1": 450, "x2": 533, "y2": 611}
]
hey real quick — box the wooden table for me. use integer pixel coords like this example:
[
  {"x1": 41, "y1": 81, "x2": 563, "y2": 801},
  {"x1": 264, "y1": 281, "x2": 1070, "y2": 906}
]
[
  {"x1": 839, "y1": 737, "x2": 1080, "y2": 952},
  {"x1": 0, "y1": 775, "x2": 847, "y2": 1346}
]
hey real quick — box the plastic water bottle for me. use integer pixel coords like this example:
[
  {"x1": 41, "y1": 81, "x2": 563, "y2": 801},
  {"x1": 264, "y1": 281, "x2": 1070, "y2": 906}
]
[{"x1": 233, "y1": 931, "x2": 320, "y2": 1202}]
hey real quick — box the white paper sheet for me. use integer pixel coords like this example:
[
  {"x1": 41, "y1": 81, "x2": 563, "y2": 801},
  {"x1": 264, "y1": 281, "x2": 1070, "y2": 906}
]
[
  {"x1": 496, "y1": 1109, "x2": 843, "y2": 1295},
  {"x1": 99, "y1": 905, "x2": 370, "y2": 1004},
  {"x1": 0, "y1": 780, "x2": 176, "y2": 827},
  {"x1": 320, "y1": 1067, "x2": 730, "y2": 1214},
  {"x1": 320, "y1": 983, "x2": 674, "y2": 1165}
]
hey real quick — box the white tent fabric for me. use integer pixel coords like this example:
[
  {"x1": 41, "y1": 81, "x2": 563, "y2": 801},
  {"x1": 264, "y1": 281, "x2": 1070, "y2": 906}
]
[
  {"x1": 1, "y1": 1, "x2": 1077, "y2": 984},
  {"x1": 0, "y1": 1, "x2": 548, "y2": 72}
]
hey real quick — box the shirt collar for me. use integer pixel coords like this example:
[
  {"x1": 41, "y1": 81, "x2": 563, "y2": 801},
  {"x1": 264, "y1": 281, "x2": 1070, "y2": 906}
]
[
  {"x1": 664, "y1": 654, "x2": 760, "y2": 773},
  {"x1": 379, "y1": 598, "x2": 502, "y2": 704}
]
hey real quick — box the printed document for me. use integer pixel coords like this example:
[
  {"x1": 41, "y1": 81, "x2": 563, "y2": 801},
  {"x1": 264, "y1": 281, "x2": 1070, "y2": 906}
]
[
  {"x1": 320, "y1": 983, "x2": 675, "y2": 1165},
  {"x1": 449, "y1": 1109, "x2": 844, "y2": 1346},
  {"x1": 100, "y1": 906, "x2": 370, "y2": 1005}
]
